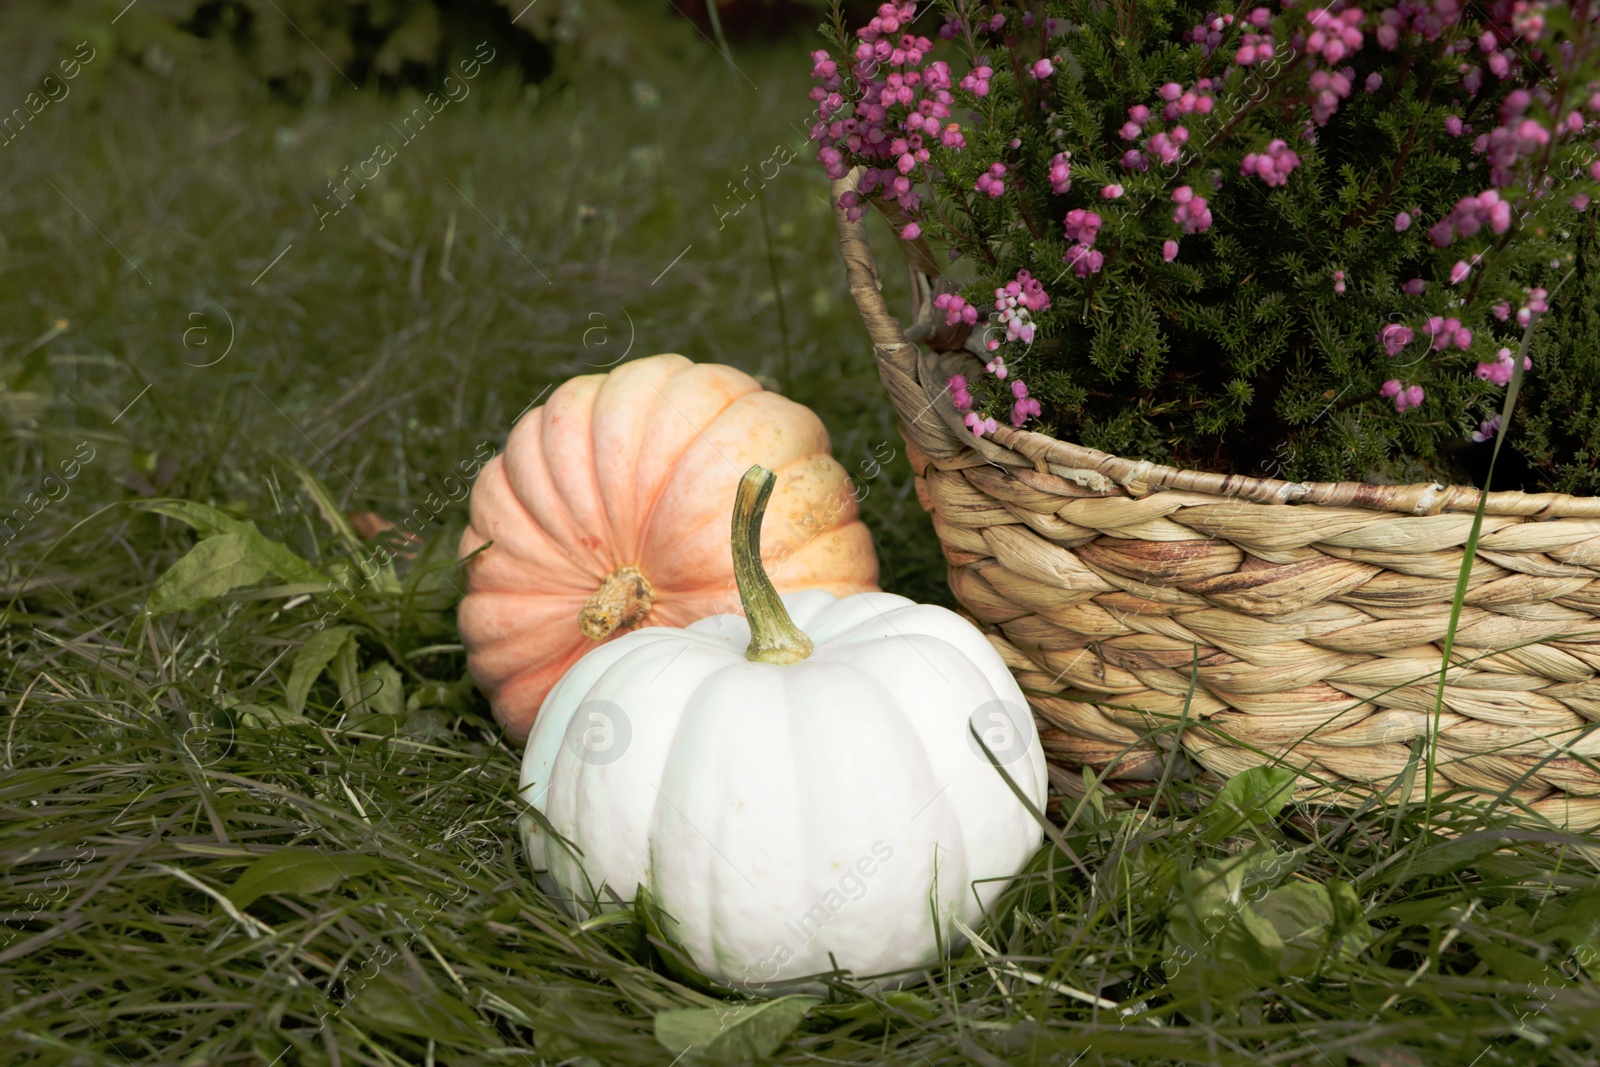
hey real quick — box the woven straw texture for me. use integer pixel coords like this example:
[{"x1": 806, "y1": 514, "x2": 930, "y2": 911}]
[{"x1": 831, "y1": 168, "x2": 1600, "y2": 829}]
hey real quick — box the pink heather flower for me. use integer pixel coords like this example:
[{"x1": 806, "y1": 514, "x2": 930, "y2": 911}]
[
  {"x1": 1381, "y1": 379, "x2": 1423, "y2": 412},
  {"x1": 976, "y1": 163, "x2": 1007, "y2": 198},
  {"x1": 1247, "y1": 6, "x2": 1271, "y2": 29},
  {"x1": 1048, "y1": 152, "x2": 1072, "y2": 194},
  {"x1": 940, "y1": 123, "x2": 967, "y2": 149},
  {"x1": 1147, "y1": 132, "x2": 1183, "y2": 166},
  {"x1": 1380, "y1": 324, "x2": 1413, "y2": 356},
  {"x1": 1305, "y1": 7, "x2": 1364, "y2": 66},
  {"x1": 901, "y1": 222, "x2": 922, "y2": 240},
  {"x1": 994, "y1": 270, "x2": 1049, "y2": 343},
  {"x1": 1444, "y1": 114, "x2": 1464, "y2": 137},
  {"x1": 1517, "y1": 287, "x2": 1550, "y2": 326},
  {"x1": 1475, "y1": 347, "x2": 1531, "y2": 386},
  {"x1": 1010, "y1": 396, "x2": 1041, "y2": 427},
  {"x1": 1129, "y1": 104, "x2": 1152, "y2": 126},
  {"x1": 1422, "y1": 316, "x2": 1473, "y2": 352},
  {"x1": 1575, "y1": 195, "x2": 1592, "y2": 212},
  {"x1": 1333, "y1": 270, "x2": 1347, "y2": 294},
  {"x1": 1163, "y1": 239, "x2": 1179, "y2": 262},
  {"x1": 965, "y1": 411, "x2": 999, "y2": 437},
  {"x1": 1307, "y1": 68, "x2": 1353, "y2": 126},
  {"x1": 1235, "y1": 30, "x2": 1276, "y2": 66},
  {"x1": 1240, "y1": 139, "x2": 1300, "y2": 187},
  {"x1": 1171, "y1": 186, "x2": 1213, "y2": 233},
  {"x1": 960, "y1": 65, "x2": 994, "y2": 97},
  {"x1": 1121, "y1": 149, "x2": 1149, "y2": 171},
  {"x1": 1031, "y1": 59, "x2": 1054, "y2": 79},
  {"x1": 1511, "y1": 3, "x2": 1546, "y2": 41},
  {"x1": 1159, "y1": 82, "x2": 1183, "y2": 102},
  {"x1": 1376, "y1": 11, "x2": 1399, "y2": 49},
  {"x1": 1121, "y1": 121, "x2": 1144, "y2": 141},
  {"x1": 1365, "y1": 72, "x2": 1383, "y2": 92},
  {"x1": 985, "y1": 354, "x2": 1008, "y2": 378},
  {"x1": 1161, "y1": 84, "x2": 1214, "y2": 122},
  {"x1": 1471, "y1": 414, "x2": 1502, "y2": 443},
  {"x1": 1492, "y1": 301, "x2": 1511, "y2": 321},
  {"x1": 1011, "y1": 379, "x2": 1029, "y2": 399},
  {"x1": 1062, "y1": 208, "x2": 1103, "y2": 246},
  {"x1": 1102, "y1": 183, "x2": 1124, "y2": 199},
  {"x1": 1474, "y1": 114, "x2": 1553, "y2": 188},
  {"x1": 838, "y1": 189, "x2": 866, "y2": 223},
  {"x1": 1187, "y1": 11, "x2": 1235, "y2": 57},
  {"x1": 1403, "y1": 278, "x2": 1427, "y2": 295},
  {"x1": 1450, "y1": 260, "x2": 1472, "y2": 284},
  {"x1": 933, "y1": 292, "x2": 980, "y2": 327},
  {"x1": 1066, "y1": 244, "x2": 1104, "y2": 277},
  {"x1": 949, "y1": 374, "x2": 973, "y2": 411},
  {"x1": 1395, "y1": 211, "x2": 1412, "y2": 231}
]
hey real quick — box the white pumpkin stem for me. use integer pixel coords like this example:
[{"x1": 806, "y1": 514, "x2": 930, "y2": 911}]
[{"x1": 733, "y1": 465, "x2": 814, "y2": 664}]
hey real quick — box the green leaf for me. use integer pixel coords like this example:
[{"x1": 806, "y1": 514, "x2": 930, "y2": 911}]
[
  {"x1": 286, "y1": 626, "x2": 357, "y2": 715},
  {"x1": 229, "y1": 701, "x2": 310, "y2": 728},
  {"x1": 139, "y1": 501, "x2": 320, "y2": 581},
  {"x1": 140, "y1": 499, "x2": 323, "y2": 614},
  {"x1": 359, "y1": 661, "x2": 405, "y2": 717},
  {"x1": 226, "y1": 847, "x2": 384, "y2": 909},
  {"x1": 1405, "y1": 834, "x2": 1504, "y2": 877},
  {"x1": 1471, "y1": 940, "x2": 1553, "y2": 985},
  {"x1": 288, "y1": 459, "x2": 402, "y2": 594},
  {"x1": 1326, "y1": 879, "x2": 1376, "y2": 959},
  {"x1": 347, "y1": 970, "x2": 488, "y2": 1047},
  {"x1": 1253, "y1": 881, "x2": 1333, "y2": 977},
  {"x1": 1202, "y1": 766, "x2": 1299, "y2": 843},
  {"x1": 816, "y1": 991, "x2": 940, "y2": 1026},
  {"x1": 148, "y1": 533, "x2": 279, "y2": 615},
  {"x1": 654, "y1": 995, "x2": 822, "y2": 1065},
  {"x1": 137, "y1": 499, "x2": 254, "y2": 538},
  {"x1": 1163, "y1": 848, "x2": 1298, "y2": 995}
]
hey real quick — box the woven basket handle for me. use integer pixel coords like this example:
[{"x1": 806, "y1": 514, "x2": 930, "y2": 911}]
[{"x1": 832, "y1": 166, "x2": 986, "y2": 461}]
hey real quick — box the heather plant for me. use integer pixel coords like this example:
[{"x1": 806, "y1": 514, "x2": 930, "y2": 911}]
[{"x1": 809, "y1": 0, "x2": 1600, "y2": 491}]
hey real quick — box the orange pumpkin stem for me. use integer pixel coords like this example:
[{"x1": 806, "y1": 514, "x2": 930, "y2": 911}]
[
  {"x1": 733, "y1": 466, "x2": 814, "y2": 665},
  {"x1": 577, "y1": 565, "x2": 657, "y2": 641}
]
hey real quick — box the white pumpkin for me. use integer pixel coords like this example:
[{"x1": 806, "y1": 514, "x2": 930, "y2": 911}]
[{"x1": 517, "y1": 466, "x2": 1047, "y2": 992}]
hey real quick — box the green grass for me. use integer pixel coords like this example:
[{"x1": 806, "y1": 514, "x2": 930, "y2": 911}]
[{"x1": 3, "y1": 11, "x2": 1600, "y2": 1066}]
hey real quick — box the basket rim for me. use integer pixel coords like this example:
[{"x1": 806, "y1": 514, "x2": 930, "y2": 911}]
[{"x1": 831, "y1": 166, "x2": 1600, "y2": 520}]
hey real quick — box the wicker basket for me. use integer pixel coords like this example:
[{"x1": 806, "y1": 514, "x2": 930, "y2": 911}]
[{"x1": 831, "y1": 168, "x2": 1600, "y2": 828}]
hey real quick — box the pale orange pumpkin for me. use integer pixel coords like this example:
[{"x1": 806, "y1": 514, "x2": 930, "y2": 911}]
[{"x1": 457, "y1": 353, "x2": 880, "y2": 745}]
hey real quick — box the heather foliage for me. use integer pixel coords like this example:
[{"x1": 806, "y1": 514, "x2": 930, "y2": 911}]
[{"x1": 811, "y1": 0, "x2": 1600, "y2": 490}]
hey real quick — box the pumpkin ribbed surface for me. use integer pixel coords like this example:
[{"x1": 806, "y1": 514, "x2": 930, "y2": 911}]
[{"x1": 458, "y1": 354, "x2": 879, "y2": 745}]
